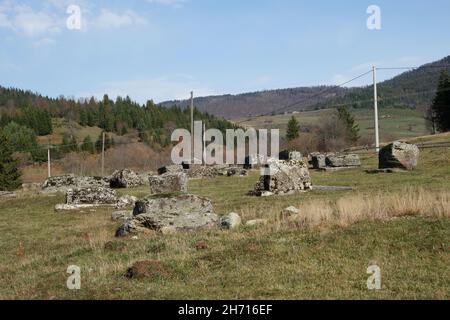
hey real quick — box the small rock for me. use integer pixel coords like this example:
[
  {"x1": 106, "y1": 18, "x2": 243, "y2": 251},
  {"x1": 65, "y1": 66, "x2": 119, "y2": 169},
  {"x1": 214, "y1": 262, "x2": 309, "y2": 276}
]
[
  {"x1": 111, "y1": 211, "x2": 133, "y2": 221},
  {"x1": 55, "y1": 203, "x2": 96, "y2": 211},
  {"x1": 0, "y1": 191, "x2": 17, "y2": 198},
  {"x1": 195, "y1": 240, "x2": 208, "y2": 250},
  {"x1": 245, "y1": 219, "x2": 268, "y2": 227},
  {"x1": 115, "y1": 195, "x2": 138, "y2": 209},
  {"x1": 219, "y1": 212, "x2": 242, "y2": 230},
  {"x1": 282, "y1": 206, "x2": 300, "y2": 217},
  {"x1": 226, "y1": 167, "x2": 248, "y2": 177},
  {"x1": 160, "y1": 226, "x2": 177, "y2": 235},
  {"x1": 261, "y1": 191, "x2": 274, "y2": 197}
]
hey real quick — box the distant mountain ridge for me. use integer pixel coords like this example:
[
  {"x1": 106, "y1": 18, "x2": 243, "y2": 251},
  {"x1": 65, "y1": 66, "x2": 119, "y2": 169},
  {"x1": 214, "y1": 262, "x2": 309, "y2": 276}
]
[
  {"x1": 159, "y1": 56, "x2": 450, "y2": 119},
  {"x1": 159, "y1": 86, "x2": 351, "y2": 120}
]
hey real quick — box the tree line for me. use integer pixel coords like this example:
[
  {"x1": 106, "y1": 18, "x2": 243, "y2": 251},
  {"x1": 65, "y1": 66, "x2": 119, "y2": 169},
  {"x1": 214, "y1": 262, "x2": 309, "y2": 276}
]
[{"x1": 0, "y1": 88, "x2": 236, "y2": 159}]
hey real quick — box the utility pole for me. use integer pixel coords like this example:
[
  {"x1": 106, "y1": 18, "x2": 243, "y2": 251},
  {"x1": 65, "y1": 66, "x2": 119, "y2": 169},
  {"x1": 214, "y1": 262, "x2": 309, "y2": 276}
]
[
  {"x1": 190, "y1": 91, "x2": 194, "y2": 164},
  {"x1": 47, "y1": 146, "x2": 51, "y2": 178},
  {"x1": 101, "y1": 132, "x2": 105, "y2": 176},
  {"x1": 203, "y1": 122, "x2": 206, "y2": 166},
  {"x1": 373, "y1": 66, "x2": 380, "y2": 153}
]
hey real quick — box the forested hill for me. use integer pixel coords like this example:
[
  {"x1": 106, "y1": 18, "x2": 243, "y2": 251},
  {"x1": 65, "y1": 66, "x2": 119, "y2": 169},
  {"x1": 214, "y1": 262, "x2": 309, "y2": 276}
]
[
  {"x1": 0, "y1": 88, "x2": 235, "y2": 146},
  {"x1": 159, "y1": 55, "x2": 450, "y2": 119},
  {"x1": 159, "y1": 86, "x2": 350, "y2": 120},
  {"x1": 311, "y1": 55, "x2": 450, "y2": 112}
]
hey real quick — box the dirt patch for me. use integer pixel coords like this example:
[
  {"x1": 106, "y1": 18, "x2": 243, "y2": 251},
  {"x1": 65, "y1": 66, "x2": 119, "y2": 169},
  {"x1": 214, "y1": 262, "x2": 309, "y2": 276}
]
[
  {"x1": 125, "y1": 260, "x2": 170, "y2": 280},
  {"x1": 195, "y1": 240, "x2": 208, "y2": 250},
  {"x1": 104, "y1": 241, "x2": 127, "y2": 253}
]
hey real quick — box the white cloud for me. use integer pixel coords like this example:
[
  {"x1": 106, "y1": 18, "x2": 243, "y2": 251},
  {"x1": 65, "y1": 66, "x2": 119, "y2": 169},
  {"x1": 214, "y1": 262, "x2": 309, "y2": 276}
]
[
  {"x1": 81, "y1": 75, "x2": 216, "y2": 104},
  {"x1": 12, "y1": 4, "x2": 61, "y2": 36},
  {"x1": 92, "y1": 9, "x2": 147, "y2": 29},
  {"x1": 146, "y1": 0, "x2": 187, "y2": 9},
  {"x1": 0, "y1": 1, "x2": 148, "y2": 40},
  {"x1": 0, "y1": 4, "x2": 61, "y2": 37}
]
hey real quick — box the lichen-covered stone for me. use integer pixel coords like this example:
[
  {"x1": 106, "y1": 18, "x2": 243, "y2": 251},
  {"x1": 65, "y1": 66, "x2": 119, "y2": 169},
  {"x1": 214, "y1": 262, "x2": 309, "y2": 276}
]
[
  {"x1": 148, "y1": 173, "x2": 188, "y2": 194},
  {"x1": 116, "y1": 194, "x2": 218, "y2": 236},
  {"x1": 326, "y1": 154, "x2": 361, "y2": 167},
  {"x1": 379, "y1": 141, "x2": 420, "y2": 171},
  {"x1": 42, "y1": 175, "x2": 109, "y2": 193},
  {"x1": 109, "y1": 169, "x2": 145, "y2": 188},
  {"x1": 253, "y1": 159, "x2": 312, "y2": 196},
  {"x1": 311, "y1": 153, "x2": 327, "y2": 169},
  {"x1": 219, "y1": 212, "x2": 242, "y2": 229},
  {"x1": 157, "y1": 165, "x2": 184, "y2": 175},
  {"x1": 66, "y1": 187, "x2": 118, "y2": 205}
]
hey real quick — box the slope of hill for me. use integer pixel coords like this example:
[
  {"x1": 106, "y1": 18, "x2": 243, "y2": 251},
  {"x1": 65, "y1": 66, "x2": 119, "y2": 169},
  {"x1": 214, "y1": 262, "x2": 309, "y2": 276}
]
[
  {"x1": 0, "y1": 86, "x2": 235, "y2": 149},
  {"x1": 238, "y1": 107, "x2": 429, "y2": 143},
  {"x1": 160, "y1": 56, "x2": 450, "y2": 119},
  {"x1": 312, "y1": 56, "x2": 450, "y2": 112},
  {"x1": 159, "y1": 86, "x2": 351, "y2": 119}
]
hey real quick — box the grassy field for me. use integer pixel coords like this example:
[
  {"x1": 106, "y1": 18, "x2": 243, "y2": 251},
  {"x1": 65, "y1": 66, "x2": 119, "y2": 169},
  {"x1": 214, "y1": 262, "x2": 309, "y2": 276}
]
[
  {"x1": 237, "y1": 107, "x2": 429, "y2": 143},
  {"x1": 0, "y1": 136, "x2": 449, "y2": 300}
]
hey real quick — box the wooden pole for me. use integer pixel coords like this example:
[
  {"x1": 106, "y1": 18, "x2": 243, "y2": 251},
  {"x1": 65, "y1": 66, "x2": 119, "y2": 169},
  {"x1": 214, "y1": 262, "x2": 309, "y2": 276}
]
[
  {"x1": 203, "y1": 122, "x2": 206, "y2": 166},
  {"x1": 47, "y1": 147, "x2": 51, "y2": 178},
  {"x1": 101, "y1": 132, "x2": 105, "y2": 176},
  {"x1": 190, "y1": 91, "x2": 194, "y2": 164},
  {"x1": 373, "y1": 66, "x2": 380, "y2": 153}
]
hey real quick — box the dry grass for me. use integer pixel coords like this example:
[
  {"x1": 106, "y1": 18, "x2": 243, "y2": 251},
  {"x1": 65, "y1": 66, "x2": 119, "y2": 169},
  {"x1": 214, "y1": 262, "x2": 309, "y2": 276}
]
[
  {"x1": 322, "y1": 188, "x2": 449, "y2": 227},
  {"x1": 245, "y1": 188, "x2": 450, "y2": 231}
]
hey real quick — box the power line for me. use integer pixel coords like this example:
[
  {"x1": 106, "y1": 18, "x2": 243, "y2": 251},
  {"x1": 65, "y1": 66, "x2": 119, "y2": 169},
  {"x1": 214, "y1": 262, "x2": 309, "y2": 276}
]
[
  {"x1": 236, "y1": 86, "x2": 450, "y2": 125},
  {"x1": 377, "y1": 64, "x2": 450, "y2": 70},
  {"x1": 235, "y1": 70, "x2": 373, "y2": 125},
  {"x1": 236, "y1": 64, "x2": 450, "y2": 125}
]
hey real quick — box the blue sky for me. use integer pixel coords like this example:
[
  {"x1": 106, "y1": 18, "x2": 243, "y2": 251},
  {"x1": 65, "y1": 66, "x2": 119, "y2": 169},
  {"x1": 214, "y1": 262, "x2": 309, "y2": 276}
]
[{"x1": 1, "y1": 0, "x2": 450, "y2": 103}]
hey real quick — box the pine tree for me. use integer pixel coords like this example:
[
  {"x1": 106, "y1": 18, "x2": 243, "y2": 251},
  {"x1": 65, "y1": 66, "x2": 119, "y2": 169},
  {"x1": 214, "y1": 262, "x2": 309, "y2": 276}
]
[
  {"x1": 70, "y1": 136, "x2": 78, "y2": 152},
  {"x1": 430, "y1": 70, "x2": 450, "y2": 132},
  {"x1": 0, "y1": 130, "x2": 22, "y2": 191},
  {"x1": 2, "y1": 122, "x2": 38, "y2": 152},
  {"x1": 286, "y1": 116, "x2": 300, "y2": 141},
  {"x1": 81, "y1": 136, "x2": 95, "y2": 154},
  {"x1": 337, "y1": 106, "x2": 360, "y2": 145},
  {"x1": 60, "y1": 134, "x2": 71, "y2": 154}
]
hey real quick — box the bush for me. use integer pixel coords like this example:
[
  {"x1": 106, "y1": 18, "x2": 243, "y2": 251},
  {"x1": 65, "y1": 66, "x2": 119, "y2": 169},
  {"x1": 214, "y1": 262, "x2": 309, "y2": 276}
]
[{"x1": 0, "y1": 130, "x2": 22, "y2": 191}]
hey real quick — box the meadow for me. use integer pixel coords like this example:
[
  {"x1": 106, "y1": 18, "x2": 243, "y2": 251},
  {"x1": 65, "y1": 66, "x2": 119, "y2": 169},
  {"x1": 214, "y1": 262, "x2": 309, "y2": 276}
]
[
  {"x1": 237, "y1": 107, "x2": 429, "y2": 142},
  {"x1": 0, "y1": 134, "x2": 449, "y2": 300}
]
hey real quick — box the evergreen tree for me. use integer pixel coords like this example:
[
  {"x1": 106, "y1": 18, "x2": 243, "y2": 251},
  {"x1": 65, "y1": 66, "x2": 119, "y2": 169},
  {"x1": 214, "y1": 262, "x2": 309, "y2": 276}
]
[
  {"x1": 0, "y1": 130, "x2": 22, "y2": 191},
  {"x1": 81, "y1": 136, "x2": 95, "y2": 154},
  {"x1": 60, "y1": 134, "x2": 71, "y2": 154},
  {"x1": 337, "y1": 106, "x2": 360, "y2": 145},
  {"x1": 70, "y1": 135, "x2": 78, "y2": 152},
  {"x1": 60, "y1": 134, "x2": 78, "y2": 153},
  {"x1": 95, "y1": 132, "x2": 114, "y2": 152},
  {"x1": 430, "y1": 70, "x2": 450, "y2": 132},
  {"x1": 79, "y1": 109, "x2": 88, "y2": 126},
  {"x1": 2, "y1": 122, "x2": 38, "y2": 152},
  {"x1": 286, "y1": 116, "x2": 300, "y2": 141}
]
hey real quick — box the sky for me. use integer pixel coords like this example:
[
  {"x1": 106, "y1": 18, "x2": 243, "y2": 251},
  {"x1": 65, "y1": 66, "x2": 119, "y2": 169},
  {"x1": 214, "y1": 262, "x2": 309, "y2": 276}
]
[{"x1": 1, "y1": 0, "x2": 450, "y2": 104}]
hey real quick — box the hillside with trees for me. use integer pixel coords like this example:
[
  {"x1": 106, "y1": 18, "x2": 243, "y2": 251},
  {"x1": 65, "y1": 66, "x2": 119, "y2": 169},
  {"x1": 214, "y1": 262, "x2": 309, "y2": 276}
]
[
  {"x1": 160, "y1": 56, "x2": 450, "y2": 119},
  {"x1": 0, "y1": 88, "x2": 236, "y2": 162}
]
